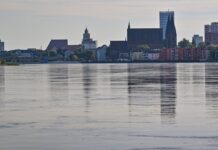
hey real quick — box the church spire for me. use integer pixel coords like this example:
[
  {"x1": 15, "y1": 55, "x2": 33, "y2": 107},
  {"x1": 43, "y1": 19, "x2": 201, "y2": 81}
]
[
  {"x1": 85, "y1": 28, "x2": 88, "y2": 34},
  {"x1": 171, "y1": 14, "x2": 176, "y2": 33},
  {"x1": 166, "y1": 15, "x2": 171, "y2": 29},
  {"x1": 128, "y1": 22, "x2": 131, "y2": 29},
  {"x1": 83, "y1": 28, "x2": 91, "y2": 42},
  {"x1": 165, "y1": 14, "x2": 177, "y2": 48}
]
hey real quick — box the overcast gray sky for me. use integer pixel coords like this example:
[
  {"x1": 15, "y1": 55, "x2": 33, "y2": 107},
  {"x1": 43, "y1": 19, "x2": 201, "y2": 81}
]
[{"x1": 0, "y1": 0, "x2": 218, "y2": 50}]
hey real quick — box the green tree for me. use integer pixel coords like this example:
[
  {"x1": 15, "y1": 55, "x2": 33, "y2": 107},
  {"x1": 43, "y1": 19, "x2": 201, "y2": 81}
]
[
  {"x1": 136, "y1": 44, "x2": 150, "y2": 52},
  {"x1": 178, "y1": 38, "x2": 193, "y2": 48},
  {"x1": 74, "y1": 49, "x2": 82, "y2": 58},
  {"x1": 208, "y1": 45, "x2": 218, "y2": 51},
  {"x1": 70, "y1": 55, "x2": 79, "y2": 61},
  {"x1": 0, "y1": 59, "x2": 5, "y2": 65},
  {"x1": 198, "y1": 42, "x2": 207, "y2": 49},
  {"x1": 83, "y1": 51, "x2": 93, "y2": 60},
  {"x1": 48, "y1": 51, "x2": 57, "y2": 57}
]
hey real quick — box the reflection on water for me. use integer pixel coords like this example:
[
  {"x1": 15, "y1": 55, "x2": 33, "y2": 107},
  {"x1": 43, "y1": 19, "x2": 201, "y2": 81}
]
[
  {"x1": 48, "y1": 65, "x2": 69, "y2": 104},
  {"x1": 82, "y1": 65, "x2": 97, "y2": 112},
  {"x1": 0, "y1": 67, "x2": 5, "y2": 109},
  {"x1": 205, "y1": 64, "x2": 218, "y2": 118},
  {"x1": 0, "y1": 63, "x2": 218, "y2": 150},
  {"x1": 127, "y1": 64, "x2": 177, "y2": 123},
  {"x1": 160, "y1": 65, "x2": 177, "y2": 123},
  {"x1": 128, "y1": 64, "x2": 161, "y2": 106}
]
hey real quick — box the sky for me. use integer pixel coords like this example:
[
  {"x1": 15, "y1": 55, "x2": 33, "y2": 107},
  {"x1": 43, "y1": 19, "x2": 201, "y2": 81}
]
[{"x1": 0, "y1": 0, "x2": 218, "y2": 50}]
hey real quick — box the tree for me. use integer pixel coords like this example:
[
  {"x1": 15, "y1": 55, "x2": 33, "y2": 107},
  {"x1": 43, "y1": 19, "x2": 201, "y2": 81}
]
[
  {"x1": 0, "y1": 59, "x2": 5, "y2": 65},
  {"x1": 205, "y1": 45, "x2": 218, "y2": 60},
  {"x1": 136, "y1": 44, "x2": 150, "y2": 52},
  {"x1": 41, "y1": 51, "x2": 48, "y2": 57},
  {"x1": 48, "y1": 51, "x2": 57, "y2": 57},
  {"x1": 83, "y1": 51, "x2": 94, "y2": 60},
  {"x1": 198, "y1": 42, "x2": 207, "y2": 49},
  {"x1": 208, "y1": 45, "x2": 218, "y2": 51},
  {"x1": 70, "y1": 55, "x2": 79, "y2": 61},
  {"x1": 178, "y1": 38, "x2": 193, "y2": 48}
]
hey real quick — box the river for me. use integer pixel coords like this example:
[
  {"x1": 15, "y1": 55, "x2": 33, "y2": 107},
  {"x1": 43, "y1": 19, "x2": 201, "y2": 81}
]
[{"x1": 0, "y1": 63, "x2": 218, "y2": 150}]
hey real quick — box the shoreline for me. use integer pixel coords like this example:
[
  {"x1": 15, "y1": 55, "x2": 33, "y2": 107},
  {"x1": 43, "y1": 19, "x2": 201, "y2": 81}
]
[{"x1": 2, "y1": 61, "x2": 218, "y2": 65}]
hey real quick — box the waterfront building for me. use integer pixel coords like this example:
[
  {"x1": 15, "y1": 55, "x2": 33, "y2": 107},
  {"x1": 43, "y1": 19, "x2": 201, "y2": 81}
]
[
  {"x1": 82, "y1": 28, "x2": 97, "y2": 50},
  {"x1": 131, "y1": 52, "x2": 145, "y2": 61},
  {"x1": 160, "y1": 11, "x2": 175, "y2": 40},
  {"x1": 96, "y1": 45, "x2": 107, "y2": 62},
  {"x1": 160, "y1": 48, "x2": 207, "y2": 62},
  {"x1": 0, "y1": 40, "x2": 5, "y2": 51},
  {"x1": 160, "y1": 48, "x2": 173, "y2": 61},
  {"x1": 127, "y1": 23, "x2": 163, "y2": 49},
  {"x1": 177, "y1": 48, "x2": 208, "y2": 61},
  {"x1": 192, "y1": 35, "x2": 203, "y2": 47},
  {"x1": 109, "y1": 41, "x2": 128, "y2": 60},
  {"x1": 205, "y1": 22, "x2": 218, "y2": 45},
  {"x1": 160, "y1": 48, "x2": 178, "y2": 61},
  {"x1": 146, "y1": 52, "x2": 160, "y2": 61},
  {"x1": 67, "y1": 45, "x2": 82, "y2": 51},
  {"x1": 118, "y1": 53, "x2": 130, "y2": 62}
]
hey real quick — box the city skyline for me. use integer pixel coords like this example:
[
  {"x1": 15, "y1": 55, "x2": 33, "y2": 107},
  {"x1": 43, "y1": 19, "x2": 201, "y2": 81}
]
[{"x1": 0, "y1": 0, "x2": 218, "y2": 50}]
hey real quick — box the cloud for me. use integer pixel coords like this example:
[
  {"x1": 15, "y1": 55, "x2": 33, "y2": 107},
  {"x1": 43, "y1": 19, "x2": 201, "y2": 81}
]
[
  {"x1": 1, "y1": 0, "x2": 218, "y2": 18},
  {"x1": 0, "y1": 0, "x2": 218, "y2": 49}
]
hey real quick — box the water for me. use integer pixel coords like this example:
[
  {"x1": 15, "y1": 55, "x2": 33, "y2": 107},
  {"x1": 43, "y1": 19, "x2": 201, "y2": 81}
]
[{"x1": 0, "y1": 63, "x2": 218, "y2": 150}]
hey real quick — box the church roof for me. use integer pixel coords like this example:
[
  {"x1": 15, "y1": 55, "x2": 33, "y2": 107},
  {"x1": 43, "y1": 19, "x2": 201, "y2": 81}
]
[{"x1": 46, "y1": 39, "x2": 68, "y2": 50}]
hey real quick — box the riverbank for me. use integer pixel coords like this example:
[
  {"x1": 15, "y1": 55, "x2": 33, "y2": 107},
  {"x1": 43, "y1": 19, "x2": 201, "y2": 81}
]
[
  {"x1": 0, "y1": 62, "x2": 19, "y2": 66},
  {"x1": 2, "y1": 60, "x2": 218, "y2": 65}
]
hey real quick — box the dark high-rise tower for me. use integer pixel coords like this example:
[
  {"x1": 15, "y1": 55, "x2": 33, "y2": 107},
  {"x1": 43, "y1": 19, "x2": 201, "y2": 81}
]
[
  {"x1": 160, "y1": 11, "x2": 175, "y2": 40},
  {"x1": 0, "y1": 40, "x2": 5, "y2": 51},
  {"x1": 165, "y1": 15, "x2": 177, "y2": 48},
  {"x1": 205, "y1": 22, "x2": 218, "y2": 45}
]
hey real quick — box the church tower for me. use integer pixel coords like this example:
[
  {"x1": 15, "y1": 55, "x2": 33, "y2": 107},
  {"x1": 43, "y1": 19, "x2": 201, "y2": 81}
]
[
  {"x1": 82, "y1": 28, "x2": 97, "y2": 50},
  {"x1": 83, "y1": 28, "x2": 91, "y2": 43},
  {"x1": 127, "y1": 22, "x2": 131, "y2": 43},
  {"x1": 165, "y1": 15, "x2": 177, "y2": 48}
]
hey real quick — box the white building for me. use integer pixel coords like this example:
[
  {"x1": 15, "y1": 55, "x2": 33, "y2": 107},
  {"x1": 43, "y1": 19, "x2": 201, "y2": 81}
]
[
  {"x1": 82, "y1": 28, "x2": 97, "y2": 50},
  {"x1": 15, "y1": 51, "x2": 32, "y2": 58},
  {"x1": 96, "y1": 45, "x2": 107, "y2": 62},
  {"x1": 146, "y1": 52, "x2": 160, "y2": 61},
  {"x1": 131, "y1": 52, "x2": 144, "y2": 61},
  {"x1": 192, "y1": 35, "x2": 203, "y2": 47},
  {"x1": 160, "y1": 11, "x2": 175, "y2": 39},
  {"x1": 0, "y1": 40, "x2": 5, "y2": 51}
]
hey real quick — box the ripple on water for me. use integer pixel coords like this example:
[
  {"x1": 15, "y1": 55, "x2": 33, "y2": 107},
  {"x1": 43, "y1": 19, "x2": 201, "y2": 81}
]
[{"x1": 0, "y1": 122, "x2": 37, "y2": 129}]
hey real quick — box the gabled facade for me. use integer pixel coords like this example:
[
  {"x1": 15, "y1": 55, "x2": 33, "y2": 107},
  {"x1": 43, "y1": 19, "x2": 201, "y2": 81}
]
[{"x1": 127, "y1": 23, "x2": 163, "y2": 49}]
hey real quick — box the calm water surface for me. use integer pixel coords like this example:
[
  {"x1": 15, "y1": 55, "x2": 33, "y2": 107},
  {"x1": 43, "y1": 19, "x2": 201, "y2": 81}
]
[{"x1": 0, "y1": 63, "x2": 218, "y2": 150}]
